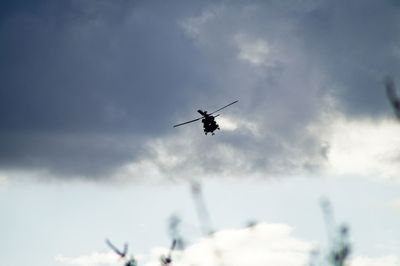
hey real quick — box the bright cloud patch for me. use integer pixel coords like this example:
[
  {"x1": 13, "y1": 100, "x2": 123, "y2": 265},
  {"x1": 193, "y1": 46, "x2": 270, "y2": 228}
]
[
  {"x1": 390, "y1": 198, "x2": 400, "y2": 212},
  {"x1": 179, "y1": 5, "x2": 222, "y2": 41},
  {"x1": 54, "y1": 224, "x2": 314, "y2": 266},
  {"x1": 217, "y1": 115, "x2": 260, "y2": 135},
  {"x1": 113, "y1": 110, "x2": 400, "y2": 184},
  {"x1": 235, "y1": 34, "x2": 271, "y2": 66},
  {"x1": 143, "y1": 223, "x2": 313, "y2": 266},
  {"x1": 54, "y1": 224, "x2": 400, "y2": 266},
  {"x1": 55, "y1": 251, "x2": 119, "y2": 265},
  {"x1": 0, "y1": 175, "x2": 7, "y2": 185},
  {"x1": 216, "y1": 116, "x2": 238, "y2": 131},
  {"x1": 324, "y1": 117, "x2": 400, "y2": 183},
  {"x1": 351, "y1": 255, "x2": 400, "y2": 266}
]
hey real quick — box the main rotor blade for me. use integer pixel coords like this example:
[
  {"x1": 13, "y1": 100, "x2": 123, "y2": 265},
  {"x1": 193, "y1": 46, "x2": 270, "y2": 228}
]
[
  {"x1": 209, "y1": 100, "x2": 238, "y2": 115},
  {"x1": 173, "y1": 117, "x2": 202, "y2": 128}
]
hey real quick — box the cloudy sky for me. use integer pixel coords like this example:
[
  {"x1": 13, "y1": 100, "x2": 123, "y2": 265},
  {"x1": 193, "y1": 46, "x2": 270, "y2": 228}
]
[{"x1": 1, "y1": 0, "x2": 400, "y2": 265}]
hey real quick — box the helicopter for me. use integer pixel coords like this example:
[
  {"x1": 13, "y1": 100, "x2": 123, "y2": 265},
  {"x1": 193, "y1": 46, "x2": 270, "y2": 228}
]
[{"x1": 173, "y1": 100, "x2": 238, "y2": 135}]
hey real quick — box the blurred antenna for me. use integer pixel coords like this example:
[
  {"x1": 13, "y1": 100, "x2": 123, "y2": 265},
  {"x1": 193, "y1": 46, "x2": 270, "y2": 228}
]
[
  {"x1": 320, "y1": 198, "x2": 335, "y2": 243},
  {"x1": 318, "y1": 199, "x2": 351, "y2": 266},
  {"x1": 245, "y1": 220, "x2": 258, "y2": 229},
  {"x1": 326, "y1": 223, "x2": 351, "y2": 266},
  {"x1": 190, "y1": 181, "x2": 225, "y2": 266},
  {"x1": 124, "y1": 257, "x2": 137, "y2": 266},
  {"x1": 160, "y1": 239, "x2": 177, "y2": 265},
  {"x1": 307, "y1": 249, "x2": 321, "y2": 266},
  {"x1": 106, "y1": 239, "x2": 128, "y2": 258},
  {"x1": 106, "y1": 239, "x2": 137, "y2": 266},
  {"x1": 190, "y1": 181, "x2": 213, "y2": 235},
  {"x1": 168, "y1": 214, "x2": 185, "y2": 250},
  {"x1": 384, "y1": 75, "x2": 400, "y2": 119}
]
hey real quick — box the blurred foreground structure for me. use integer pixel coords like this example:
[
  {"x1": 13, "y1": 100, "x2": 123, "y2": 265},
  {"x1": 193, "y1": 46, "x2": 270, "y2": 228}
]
[{"x1": 104, "y1": 184, "x2": 351, "y2": 266}]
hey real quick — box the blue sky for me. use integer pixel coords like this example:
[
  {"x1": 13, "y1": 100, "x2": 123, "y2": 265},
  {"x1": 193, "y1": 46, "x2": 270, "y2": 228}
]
[
  {"x1": 1, "y1": 175, "x2": 399, "y2": 265},
  {"x1": 1, "y1": 0, "x2": 400, "y2": 265}
]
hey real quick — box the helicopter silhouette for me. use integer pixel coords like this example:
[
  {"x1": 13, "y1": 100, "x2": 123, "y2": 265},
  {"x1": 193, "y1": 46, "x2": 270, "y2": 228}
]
[
  {"x1": 106, "y1": 239, "x2": 137, "y2": 266},
  {"x1": 173, "y1": 100, "x2": 238, "y2": 135}
]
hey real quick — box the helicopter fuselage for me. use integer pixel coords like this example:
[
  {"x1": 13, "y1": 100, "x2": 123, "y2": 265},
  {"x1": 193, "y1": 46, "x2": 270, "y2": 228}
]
[{"x1": 200, "y1": 113, "x2": 220, "y2": 135}]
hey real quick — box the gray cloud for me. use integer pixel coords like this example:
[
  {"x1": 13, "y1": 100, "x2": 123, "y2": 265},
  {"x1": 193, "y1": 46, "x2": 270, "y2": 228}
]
[
  {"x1": 1, "y1": 0, "x2": 399, "y2": 180},
  {"x1": 0, "y1": 0, "x2": 211, "y2": 178},
  {"x1": 296, "y1": 0, "x2": 400, "y2": 116}
]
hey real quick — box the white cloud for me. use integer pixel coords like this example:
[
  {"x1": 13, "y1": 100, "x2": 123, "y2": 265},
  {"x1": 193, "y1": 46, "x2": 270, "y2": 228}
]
[
  {"x1": 54, "y1": 224, "x2": 314, "y2": 266},
  {"x1": 0, "y1": 168, "x2": 54, "y2": 183},
  {"x1": 350, "y1": 255, "x2": 400, "y2": 266},
  {"x1": 143, "y1": 223, "x2": 313, "y2": 266},
  {"x1": 322, "y1": 116, "x2": 400, "y2": 183},
  {"x1": 179, "y1": 5, "x2": 222, "y2": 41},
  {"x1": 55, "y1": 251, "x2": 119, "y2": 265},
  {"x1": 0, "y1": 175, "x2": 7, "y2": 185},
  {"x1": 217, "y1": 115, "x2": 261, "y2": 136},
  {"x1": 390, "y1": 198, "x2": 400, "y2": 212},
  {"x1": 216, "y1": 116, "x2": 238, "y2": 131},
  {"x1": 174, "y1": 1, "x2": 400, "y2": 184},
  {"x1": 235, "y1": 34, "x2": 272, "y2": 66},
  {"x1": 54, "y1": 224, "x2": 400, "y2": 266},
  {"x1": 113, "y1": 105, "x2": 400, "y2": 185}
]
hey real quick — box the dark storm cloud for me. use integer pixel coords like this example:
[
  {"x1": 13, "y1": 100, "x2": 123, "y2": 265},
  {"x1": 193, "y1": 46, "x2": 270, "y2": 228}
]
[
  {"x1": 142, "y1": 0, "x2": 400, "y2": 178},
  {"x1": 1, "y1": 0, "x2": 399, "y2": 180},
  {"x1": 1, "y1": 0, "x2": 206, "y2": 133},
  {"x1": 0, "y1": 0, "x2": 213, "y2": 177},
  {"x1": 297, "y1": 0, "x2": 400, "y2": 117},
  {"x1": 0, "y1": 131, "x2": 148, "y2": 177}
]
